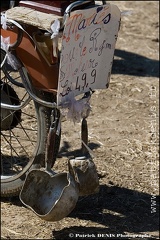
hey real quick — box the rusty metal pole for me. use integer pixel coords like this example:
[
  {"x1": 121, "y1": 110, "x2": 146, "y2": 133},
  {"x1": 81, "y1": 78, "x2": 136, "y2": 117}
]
[{"x1": 81, "y1": 118, "x2": 88, "y2": 155}]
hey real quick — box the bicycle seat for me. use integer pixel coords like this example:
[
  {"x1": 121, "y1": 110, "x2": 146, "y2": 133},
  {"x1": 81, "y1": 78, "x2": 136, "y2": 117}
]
[
  {"x1": 19, "y1": 1, "x2": 75, "y2": 16},
  {"x1": 5, "y1": 6, "x2": 63, "y2": 31}
]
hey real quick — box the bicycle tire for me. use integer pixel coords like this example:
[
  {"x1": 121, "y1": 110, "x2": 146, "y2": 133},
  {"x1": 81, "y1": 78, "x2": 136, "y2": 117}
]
[{"x1": 1, "y1": 54, "x2": 61, "y2": 197}]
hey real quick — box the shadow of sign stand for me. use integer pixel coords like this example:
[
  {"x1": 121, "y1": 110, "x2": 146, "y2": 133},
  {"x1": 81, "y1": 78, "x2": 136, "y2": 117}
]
[{"x1": 57, "y1": 3, "x2": 121, "y2": 106}]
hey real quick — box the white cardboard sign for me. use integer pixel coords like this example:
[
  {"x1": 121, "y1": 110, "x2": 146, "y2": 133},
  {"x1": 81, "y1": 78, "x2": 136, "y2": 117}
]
[{"x1": 57, "y1": 4, "x2": 121, "y2": 106}]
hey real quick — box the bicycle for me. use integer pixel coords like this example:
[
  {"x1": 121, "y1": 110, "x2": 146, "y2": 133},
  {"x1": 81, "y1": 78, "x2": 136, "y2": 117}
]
[{"x1": 1, "y1": 0, "x2": 121, "y2": 199}]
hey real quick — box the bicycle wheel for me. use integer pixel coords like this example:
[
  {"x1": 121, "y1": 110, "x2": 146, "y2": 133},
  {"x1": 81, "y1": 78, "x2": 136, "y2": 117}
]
[{"x1": 1, "y1": 50, "x2": 61, "y2": 197}]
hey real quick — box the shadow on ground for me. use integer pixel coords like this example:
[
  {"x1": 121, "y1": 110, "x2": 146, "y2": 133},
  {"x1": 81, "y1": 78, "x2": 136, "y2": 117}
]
[
  {"x1": 52, "y1": 185, "x2": 159, "y2": 239},
  {"x1": 112, "y1": 49, "x2": 159, "y2": 78},
  {"x1": 58, "y1": 141, "x2": 100, "y2": 159}
]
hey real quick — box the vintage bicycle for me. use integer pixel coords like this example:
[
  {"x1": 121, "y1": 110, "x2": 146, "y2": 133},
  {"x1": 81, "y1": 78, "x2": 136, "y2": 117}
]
[{"x1": 1, "y1": 0, "x2": 121, "y2": 221}]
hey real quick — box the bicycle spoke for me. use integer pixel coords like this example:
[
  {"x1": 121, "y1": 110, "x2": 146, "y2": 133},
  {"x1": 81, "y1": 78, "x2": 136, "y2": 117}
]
[
  {"x1": 2, "y1": 133, "x2": 37, "y2": 142},
  {"x1": 1, "y1": 59, "x2": 38, "y2": 179},
  {"x1": 1, "y1": 153, "x2": 23, "y2": 174},
  {"x1": 11, "y1": 129, "x2": 30, "y2": 157},
  {"x1": 2, "y1": 133, "x2": 21, "y2": 158}
]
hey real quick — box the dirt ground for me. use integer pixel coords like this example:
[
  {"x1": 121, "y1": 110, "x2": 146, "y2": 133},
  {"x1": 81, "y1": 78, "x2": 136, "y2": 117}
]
[{"x1": 1, "y1": 1, "x2": 159, "y2": 239}]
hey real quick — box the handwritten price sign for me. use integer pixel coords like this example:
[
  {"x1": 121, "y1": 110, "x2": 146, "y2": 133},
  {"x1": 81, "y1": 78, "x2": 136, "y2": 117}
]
[{"x1": 57, "y1": 3, "x2": 121, "y2": 106}]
